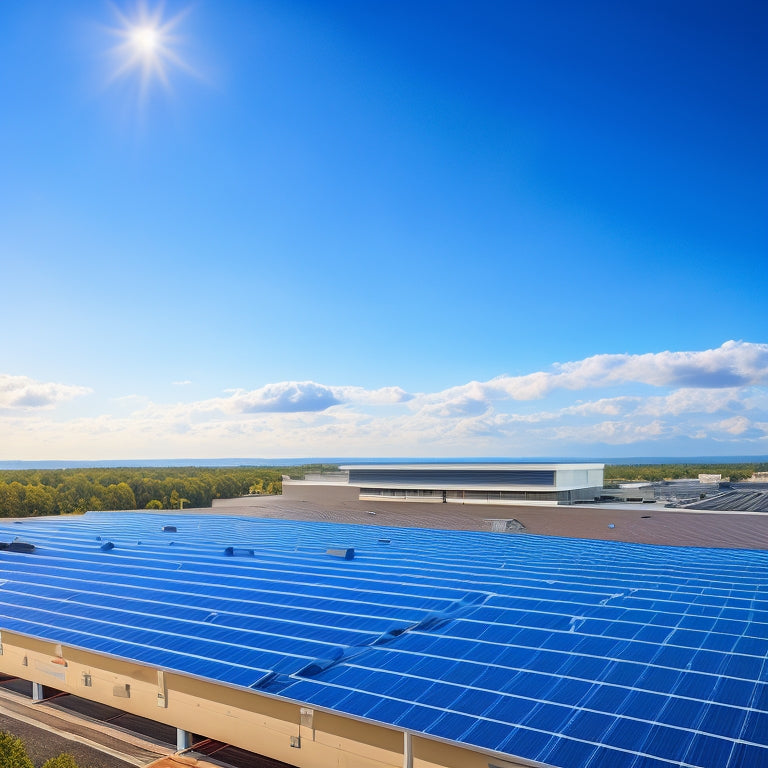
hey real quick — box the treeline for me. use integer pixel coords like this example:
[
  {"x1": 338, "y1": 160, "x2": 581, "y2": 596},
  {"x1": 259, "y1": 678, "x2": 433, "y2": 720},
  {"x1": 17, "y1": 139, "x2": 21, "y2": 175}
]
[
  {"x1": 0, "y1": 465, "x2": 324, "y2": 518},
  {"x1": 604, "y1": 463, "x2": 768, "y2": 483}
]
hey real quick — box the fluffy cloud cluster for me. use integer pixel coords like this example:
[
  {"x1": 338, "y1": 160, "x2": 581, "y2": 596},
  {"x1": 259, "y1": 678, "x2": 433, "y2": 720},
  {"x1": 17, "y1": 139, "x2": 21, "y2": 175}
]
[
  {"x1": 0, "y1": 374, "x2": 91, "y2": 410},
  {"x1": 421, "y1": 340, "x2": 768, "y2": 407},
  {"x1": 2, "y1": 341, "x2": 766, "y2": 459},
  {"x1": 218, "y1": 381, "x2": 412, "y2": 414}
]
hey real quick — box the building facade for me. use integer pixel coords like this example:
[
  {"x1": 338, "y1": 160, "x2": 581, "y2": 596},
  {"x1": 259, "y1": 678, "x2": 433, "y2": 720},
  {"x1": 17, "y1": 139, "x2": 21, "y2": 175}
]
[{"x1": 333, "y1": 463, "x2": 605, "y2": 506}]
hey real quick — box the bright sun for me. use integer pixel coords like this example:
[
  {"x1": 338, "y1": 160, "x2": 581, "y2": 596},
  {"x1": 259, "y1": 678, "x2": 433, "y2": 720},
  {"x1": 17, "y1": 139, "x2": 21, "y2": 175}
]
[
  {"x1": 107, "y1": 3, "x2": 194, "y2": 98},
  {"x1": 131, "y1": 26, "x2": 160, "y2": 55}
]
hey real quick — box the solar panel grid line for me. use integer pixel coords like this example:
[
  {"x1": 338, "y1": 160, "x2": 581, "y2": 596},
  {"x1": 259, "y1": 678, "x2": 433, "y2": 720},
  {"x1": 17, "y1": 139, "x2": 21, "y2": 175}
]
[
  {"x1": 54, "y1": 555, "x2": 479, "y2": 608},
  {"x1": 0, "y1": 593, "x2": 402, "y2": 637},
  {"x1": 327, "y1": 555, "x2": 761, "y2": 587},
  {"x1": 461, "y1": 603, "x2": 764, "y2": 645},
  {"x1": 340, "y1": 550, "x2": 767, "y2": 585},
  {"x1": 448, "y1": 615, "x2": 764, "y2": 663},
  {"x1": 4, "y1": 581, "x2": 397, "y2": 638},
  {"x1": 46, "y1": 520, "x2": 760, "y2": 580},
  {"x1": 361, "y1": 646, "x2": 768, "y2": 715},
  {"x1": 0, "y1": 595, "x2": 323, "y2": 668},
  {"x1": 465, "y1": 555, "x2": 741, "y2": 578},
  {"x1": 402, "y1": 629, "x2": 763, "y2": 684},
  {"x1": 1, "y1": 558, "x2": 460, "y2": 615},
  {"x1": 15, "y1": 544, "x2": 401, "y2": 584},
  {"x1": 4, "y1": 575, "x2": 446, "y2": 621},
  {"x1": 0, "y1": 582, "x2": 382, "y2": 651},
  {"x1": 3, "y1": 576, "x2": 426, "y2": 631},
  {"x1": 357, "y1": 570, "x2": 760, "y2": 606},
  {"x1": 1, "y1": 566, "x2": 438, "y2": 618},
  {"x1": 6, "y1": 515, "x2": 757, "y2": 569},
  {"x1": 0, "y1": 568, "x2": 476, "y2": 652},
  {"x1": 27, "y1": 516, "x2": 748, "y2": 564},
  {"x1": 0, "y1": 610, "x2": 274, "y2": 682},
  {"x1": 6, "y1": 536, "x2": 760, "y2": 592},
  {"x1": 330, "y1": 660, "x2": 763, "y2": 748},
  {"x1": 13, "y1": 560, "x2": 755, "y2": 610},
  {"x1": 280, "y1": 676, "x2": 745, "y2": 768}
]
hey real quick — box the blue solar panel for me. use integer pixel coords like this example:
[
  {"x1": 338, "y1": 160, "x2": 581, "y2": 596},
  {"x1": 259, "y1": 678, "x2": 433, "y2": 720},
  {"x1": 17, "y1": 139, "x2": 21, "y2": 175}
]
[{"x1": 0, "y1": 511, "x2": 764, "y2": 768}]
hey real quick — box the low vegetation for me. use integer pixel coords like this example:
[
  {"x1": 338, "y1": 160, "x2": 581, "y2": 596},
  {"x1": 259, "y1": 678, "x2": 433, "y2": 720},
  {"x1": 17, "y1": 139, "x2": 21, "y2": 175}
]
[
  {"x1": 604, "y1": 462, "x2": 767, "y2": 483},
  {"x1": 0, "y1": 465, "x2": 322, "y2": 518},
  {"x1": 0, "y1": 730, "x2": 79, "y2": 768}
]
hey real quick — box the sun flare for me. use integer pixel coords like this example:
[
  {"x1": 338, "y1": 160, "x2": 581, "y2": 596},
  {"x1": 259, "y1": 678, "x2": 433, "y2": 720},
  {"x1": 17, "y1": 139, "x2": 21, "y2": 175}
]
[
  {"x1": 107, "y1": 2, "x2": 195, "y2": 99},
  {"x1": 131, "y1": 25, "x2": 160, "y2": 55}
]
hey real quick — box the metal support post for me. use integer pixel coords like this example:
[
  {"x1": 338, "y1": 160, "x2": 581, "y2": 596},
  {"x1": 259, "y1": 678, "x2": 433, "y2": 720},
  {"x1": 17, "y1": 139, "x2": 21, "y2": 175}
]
[{"x1": 176, "y1": 728, "x2": 193, "y2": 751}]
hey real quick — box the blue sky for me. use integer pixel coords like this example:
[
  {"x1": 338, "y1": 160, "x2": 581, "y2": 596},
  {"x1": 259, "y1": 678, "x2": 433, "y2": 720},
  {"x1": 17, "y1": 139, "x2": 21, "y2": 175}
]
[{"x1": 1, "y1": 0, "x2": 766, "y2": 460}]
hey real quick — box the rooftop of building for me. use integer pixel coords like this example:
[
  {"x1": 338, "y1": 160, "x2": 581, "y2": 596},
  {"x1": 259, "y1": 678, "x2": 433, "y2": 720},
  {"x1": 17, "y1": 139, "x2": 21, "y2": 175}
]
[
  {"x1": 1, "y1": 511, "x2": 765, "y2": 768},
  {"x1": 214, "y1": 492, "x2": 768, "y2": 550},
  {"x1": 340, "y1": 462, "x2": 604, "y2": 471}
]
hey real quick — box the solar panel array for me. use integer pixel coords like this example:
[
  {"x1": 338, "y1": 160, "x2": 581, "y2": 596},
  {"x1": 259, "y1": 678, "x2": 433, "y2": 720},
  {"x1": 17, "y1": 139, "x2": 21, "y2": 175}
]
[
  {"x1": 687, "y1": 490, "x2": 768, "y2": 514},
  {"x1": 0, "y1": 512, "x2": 765, "y2": 768}
]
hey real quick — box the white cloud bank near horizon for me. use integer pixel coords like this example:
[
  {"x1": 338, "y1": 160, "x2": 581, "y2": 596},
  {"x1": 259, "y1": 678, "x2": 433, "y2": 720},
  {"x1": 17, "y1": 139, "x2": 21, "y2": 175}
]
[{"x1": 2, "y1": 341, "x2": 767, "y2": 460}]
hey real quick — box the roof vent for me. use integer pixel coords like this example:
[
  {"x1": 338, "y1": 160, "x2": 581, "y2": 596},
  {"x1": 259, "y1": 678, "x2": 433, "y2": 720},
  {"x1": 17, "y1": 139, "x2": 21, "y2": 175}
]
[
  {"x1": 377, "y1": 538, "x2": 391, "y2": 544},
  {"x1": 326, "y1": 547, "x2": 355, "y2": 560},
  {"x1": 224, "y1": 547, "x2": 255, "y2": 557},
  {"x1": 100, "y1": 541, "x2": 115, "y2": 551},
  {"x1": 7, "y1": 540, "x2": 35, "y2": 554},
  {"x1": 162, "y1": 525, "x2": 177, "y2": 533}
]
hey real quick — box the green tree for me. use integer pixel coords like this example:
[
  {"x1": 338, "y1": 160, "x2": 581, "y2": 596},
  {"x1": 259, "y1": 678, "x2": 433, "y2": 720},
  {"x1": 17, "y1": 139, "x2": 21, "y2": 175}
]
[
  {"x1": 248, "y1": 479, "x2": 264, "y2": 494},
  {"x1": 0, "y1": 483, "x2": 25, "y2": 517},
  {"x1": 0, "y1": 731, "x2": 34, "y2": 768},
  {"x1": 103, "y1": 482, "x2": 136, "y2": 510},
  {"x1": 0, "y1": 464, "x2": 333, "y2": 518},
  {"x1": 23, "y1": 484, "x2": 56, "y2": 516},
  {"x1": 42, "y1": 755, "x2": 80, "y2": 768}
]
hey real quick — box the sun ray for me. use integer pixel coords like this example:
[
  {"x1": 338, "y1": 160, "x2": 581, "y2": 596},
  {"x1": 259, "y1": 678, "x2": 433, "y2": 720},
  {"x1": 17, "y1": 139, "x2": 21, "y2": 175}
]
[{"x1": 104, "y1": 1, "x2": 197, "y2": 103}]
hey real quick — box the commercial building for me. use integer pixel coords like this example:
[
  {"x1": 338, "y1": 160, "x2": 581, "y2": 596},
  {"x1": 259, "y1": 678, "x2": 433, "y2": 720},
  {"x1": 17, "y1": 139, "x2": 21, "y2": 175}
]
[
  {"x1": 284, "y1": 463, "x2": 605, "y2": 506},
  {"x1": 0, "y1": 511, "x2": 765, "y2": 768}
]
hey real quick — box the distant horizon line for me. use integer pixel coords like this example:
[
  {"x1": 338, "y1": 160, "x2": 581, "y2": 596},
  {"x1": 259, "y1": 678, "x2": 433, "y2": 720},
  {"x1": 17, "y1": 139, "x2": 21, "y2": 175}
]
[{"x1": 1, "y1": 455, "x2": 767, "y2": 470}]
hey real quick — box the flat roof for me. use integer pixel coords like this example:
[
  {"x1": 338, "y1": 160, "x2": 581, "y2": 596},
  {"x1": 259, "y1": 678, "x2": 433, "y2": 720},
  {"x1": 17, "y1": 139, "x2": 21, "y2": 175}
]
[
  {"x1": 221, "y1": 491, "x2": 768, "y2": 549},
  {"x1": 341, "y1": 463, "x2": 604, "y2": 471},
  {"x1": 0, "y1": 512, "x2": 765, "y2": 768}
]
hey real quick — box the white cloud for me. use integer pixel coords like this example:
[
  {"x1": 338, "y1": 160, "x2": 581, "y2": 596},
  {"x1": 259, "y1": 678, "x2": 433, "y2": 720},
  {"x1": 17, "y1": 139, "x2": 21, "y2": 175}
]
[
  {"x1": 151, "y1": 381, "x2": 414, "y2": 418},
  {"x1": 225, "y1": 381, "x2": 341, "y2": 413},
  {"x1": 1, "y1": 341, "x2": 767, "y2": 459},
  {"x1": 635, "y1": 388, "x2": 747, "y2": 418},
  {"x1": 549, "y1": 419, "x2": 672, "y2": 445},
  {"x1": 330, "y1": 385, "x2": 413, "y2": 406},
  {"x1": 418, "y1": 340, "x2": 768, "y2": 406},
  {"x1": 0, "y1": 374, "x2": 92, "y2": 411},
  {"x1": 714, "y1": 416, "x2": 753, "y2": 435}
]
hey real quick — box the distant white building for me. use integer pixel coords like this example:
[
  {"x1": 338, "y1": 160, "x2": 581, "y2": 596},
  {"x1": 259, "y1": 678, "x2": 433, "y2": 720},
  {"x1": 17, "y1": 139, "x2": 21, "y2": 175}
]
[{"x1": 284, "y1": 463, "x2": 604, "y2": 506}]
